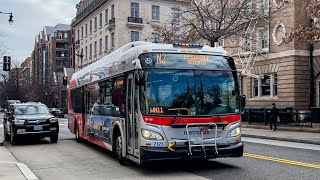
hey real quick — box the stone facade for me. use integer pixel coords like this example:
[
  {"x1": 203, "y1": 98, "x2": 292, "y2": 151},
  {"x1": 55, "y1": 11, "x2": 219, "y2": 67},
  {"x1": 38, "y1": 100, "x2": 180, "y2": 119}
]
[
  {"x1": 71, "y1": 0, "x2": 189, "y2": 71},
  {"x1": 231, "y1": 0, "x2": 318, "y2": 110}
]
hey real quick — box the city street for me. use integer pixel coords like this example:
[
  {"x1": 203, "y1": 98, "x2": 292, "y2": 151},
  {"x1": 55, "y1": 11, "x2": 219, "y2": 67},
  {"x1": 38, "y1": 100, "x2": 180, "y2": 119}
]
[{"x1": 0, "y1": 114, "x2": 319, "y2": 180}]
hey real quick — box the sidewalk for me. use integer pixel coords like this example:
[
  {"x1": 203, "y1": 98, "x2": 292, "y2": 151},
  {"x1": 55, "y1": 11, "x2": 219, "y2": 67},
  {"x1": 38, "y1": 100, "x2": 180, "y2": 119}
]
[
  {"x1": 0, "y1": 137, "x2": 39, "y2": 180},
  {"x1": 242, "y1": 123, "x2": 320, "y2": 145}
]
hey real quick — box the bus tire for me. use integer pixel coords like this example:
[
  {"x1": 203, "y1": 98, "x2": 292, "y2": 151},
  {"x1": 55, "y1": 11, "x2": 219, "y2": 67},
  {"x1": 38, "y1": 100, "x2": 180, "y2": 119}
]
[
  {"x1": 114, "y1": 133, "x2": 126, "y2": 165},
  {"x1": 75, "y1": 122, "x2": 82, "y2": 143}
]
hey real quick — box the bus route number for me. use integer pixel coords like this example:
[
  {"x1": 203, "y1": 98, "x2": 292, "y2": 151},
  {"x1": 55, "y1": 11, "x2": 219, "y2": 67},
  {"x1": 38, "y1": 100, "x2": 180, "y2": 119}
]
[
  {"x1": 153, "y1": 142, "x2": 163, "y2": 147},
  {"x1": 156, "y1": 54, "x2": 166, "y2": 64}
]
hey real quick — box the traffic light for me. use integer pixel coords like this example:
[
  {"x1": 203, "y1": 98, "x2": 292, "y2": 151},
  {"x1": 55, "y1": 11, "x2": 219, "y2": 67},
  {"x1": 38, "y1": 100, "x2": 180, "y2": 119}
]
[
  {"x1": 3, "y1": 56, "x2": 7, "y2": 71},
  {"x1": 2, "y1": 56, "x2": 11, "y2": 71},
  {"x1": 63, "y1": 76, "x2": 68, "y2": 85},
  {"x1": 7, "y1": 56, "x2": 11, "y2": 71}
]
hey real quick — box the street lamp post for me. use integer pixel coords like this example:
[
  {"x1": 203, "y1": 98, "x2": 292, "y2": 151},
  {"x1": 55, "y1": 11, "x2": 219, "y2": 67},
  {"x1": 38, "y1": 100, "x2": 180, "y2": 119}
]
[{"x1": 0, "y1": 11, "x2": 13, "y2": 24}]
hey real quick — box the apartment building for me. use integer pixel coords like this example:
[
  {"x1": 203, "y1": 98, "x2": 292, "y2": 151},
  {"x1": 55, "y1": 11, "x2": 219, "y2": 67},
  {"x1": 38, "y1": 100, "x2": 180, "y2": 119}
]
[
  {"x1": 230, "y1": 0, "x2": 320, "y2": 111},
  {"x1": 31, "y1": 24, "x2": 71, "y2": 108},
  {"x1": 71, "y1": 0, "x2": 189, "y2": 71}
]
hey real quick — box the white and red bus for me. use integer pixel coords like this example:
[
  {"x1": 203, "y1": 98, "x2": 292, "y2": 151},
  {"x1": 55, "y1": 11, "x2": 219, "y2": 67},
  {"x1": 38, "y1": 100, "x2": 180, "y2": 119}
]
[{"x1": 68, "y1": 42, "x2": 244, "y2": 165}]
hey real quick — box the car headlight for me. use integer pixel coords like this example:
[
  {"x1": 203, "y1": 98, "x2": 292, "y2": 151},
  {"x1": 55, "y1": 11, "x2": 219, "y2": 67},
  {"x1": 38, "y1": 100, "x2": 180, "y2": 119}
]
[
  {"x1": 49, "y1": 118, "x2": 58, "y2": 123},
  {"x1": 141, "y1": 129, "x2": 164, "y2": 140},
  {"x1": 13, "y1": 119, "x2": 25, "y2": 125},
  {"x1": 227, "y1": 127, "x2": 241, "y2": 138}
]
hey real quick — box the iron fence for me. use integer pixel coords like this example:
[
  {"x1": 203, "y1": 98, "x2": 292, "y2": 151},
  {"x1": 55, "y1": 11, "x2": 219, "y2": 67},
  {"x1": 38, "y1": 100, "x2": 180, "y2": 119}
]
[{"x1": 242, "y1": 107, "x2": 320, "y2": 128}]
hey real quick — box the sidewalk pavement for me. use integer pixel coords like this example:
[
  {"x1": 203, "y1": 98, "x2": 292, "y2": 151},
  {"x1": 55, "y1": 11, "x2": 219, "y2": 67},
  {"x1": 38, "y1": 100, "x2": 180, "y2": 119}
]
[
  {"x1": 0, "y1": 137, "x2": 39, "y2": 180},
  {"x1": 241, "y1": 123, "x2": 320, "y2": 145}
]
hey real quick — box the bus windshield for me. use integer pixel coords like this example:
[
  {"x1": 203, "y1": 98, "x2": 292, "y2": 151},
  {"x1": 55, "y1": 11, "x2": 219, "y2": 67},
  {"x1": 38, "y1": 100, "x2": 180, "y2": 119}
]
[{"x1": 140, "y1": 69, "x2": 239, "y2": 116}]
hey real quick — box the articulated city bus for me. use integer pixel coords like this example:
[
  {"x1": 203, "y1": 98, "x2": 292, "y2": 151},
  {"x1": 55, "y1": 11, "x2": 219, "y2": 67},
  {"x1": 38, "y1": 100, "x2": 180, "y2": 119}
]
[{"x1": 68, "y1": 41, "x2": 244, "y2": 165}]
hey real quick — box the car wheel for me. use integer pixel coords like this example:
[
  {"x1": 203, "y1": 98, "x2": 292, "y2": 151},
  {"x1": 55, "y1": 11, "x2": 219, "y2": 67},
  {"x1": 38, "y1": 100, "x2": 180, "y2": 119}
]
[
  {"x1": 75, "y1": 124, "x2": 82, "y2": 143},
  {"x1": 10, "y1": 127, "x2": 17, "y2": 145},
  {"x1": 50, "y1": 134, "x2": 58, "y2": 143},
  {"x1": 114, "y1": 135, "x2": 126, "y2": 165},
  {"x1": 3, "y1": 125, "x2": 10, "y2": 141}
]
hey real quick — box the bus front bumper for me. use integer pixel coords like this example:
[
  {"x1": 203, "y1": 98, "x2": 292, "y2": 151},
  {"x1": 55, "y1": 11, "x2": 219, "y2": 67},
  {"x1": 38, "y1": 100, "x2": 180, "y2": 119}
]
[{"x1": 140, "y1": 142, "x2": 243, "y2": 164}]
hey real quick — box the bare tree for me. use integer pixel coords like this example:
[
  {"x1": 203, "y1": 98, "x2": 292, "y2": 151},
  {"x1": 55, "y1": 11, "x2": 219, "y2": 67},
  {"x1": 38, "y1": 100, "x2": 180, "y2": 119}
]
[
  {"x1": 285, "y1": 0, "x2": 320, "y2": 43},
  {"x1": 151, "y1": 0, "x2": 290, "y2": 47}
]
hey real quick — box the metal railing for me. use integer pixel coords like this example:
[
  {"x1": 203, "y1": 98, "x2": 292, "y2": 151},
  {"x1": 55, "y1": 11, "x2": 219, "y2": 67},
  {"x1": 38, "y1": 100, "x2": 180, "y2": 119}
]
[
  {"x1": 109, "y1": 18, "x2": 115, "y2": 25},
  {"x1": 127, "y1": 17, "x2": 143, "y2": 24},
  {"x1": 242, "y1": 107, "x2": 320, "y2": 128}
]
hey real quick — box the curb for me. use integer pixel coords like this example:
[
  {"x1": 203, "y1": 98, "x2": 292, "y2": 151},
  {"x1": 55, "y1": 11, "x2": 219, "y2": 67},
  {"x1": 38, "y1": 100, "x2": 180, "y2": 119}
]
[
  {"x1": 0, "y1": 162, "x2": 39, "y2": 180},
  {"x1": 241, "y1": 124, "x2": 320, "y2": 133},
  {"x1": 242, "y1": 134, "x2": 320, "y2": 145}
]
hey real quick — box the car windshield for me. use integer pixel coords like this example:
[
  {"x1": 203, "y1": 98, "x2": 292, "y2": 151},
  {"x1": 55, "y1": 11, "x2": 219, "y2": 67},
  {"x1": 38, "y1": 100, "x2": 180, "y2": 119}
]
[
  {"x1": 14, "y1": 105, "x2": 49, "y2": 115},
  {"x1": 140, "y1": 69, "x2": 239, "y2": 116}
]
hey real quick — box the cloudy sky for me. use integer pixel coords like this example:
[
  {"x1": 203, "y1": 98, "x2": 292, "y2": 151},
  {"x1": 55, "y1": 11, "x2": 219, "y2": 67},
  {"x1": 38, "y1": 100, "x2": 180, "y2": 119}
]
[{"x1": 0, "y1": 0, "x2": 79, "y2": 63}]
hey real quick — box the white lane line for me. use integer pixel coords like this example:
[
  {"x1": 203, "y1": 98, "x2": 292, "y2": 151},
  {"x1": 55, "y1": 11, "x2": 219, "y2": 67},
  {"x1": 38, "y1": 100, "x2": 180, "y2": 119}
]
[{"x1": 242, "y1": 137, "x2": 320, "y2": 151}]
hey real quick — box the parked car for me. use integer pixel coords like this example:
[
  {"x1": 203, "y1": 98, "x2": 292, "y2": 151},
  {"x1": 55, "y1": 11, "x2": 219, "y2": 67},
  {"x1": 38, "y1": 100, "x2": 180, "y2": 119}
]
[
  {"x1": 51, "y1": 108, "x2": 64, "y2": 118},
  {"x1": 2, "y1": 102, "x2": 59, "y2": 144}
]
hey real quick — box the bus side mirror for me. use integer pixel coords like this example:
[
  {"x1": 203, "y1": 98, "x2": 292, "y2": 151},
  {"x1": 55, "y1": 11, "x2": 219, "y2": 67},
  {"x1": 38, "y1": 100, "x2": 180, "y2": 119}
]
[
  {"x1": 240, "y1": 95, "x2": 246, "y2": 108},
  {"x1": 135, "y1": 70, "x2": 144, "y2": 86}
]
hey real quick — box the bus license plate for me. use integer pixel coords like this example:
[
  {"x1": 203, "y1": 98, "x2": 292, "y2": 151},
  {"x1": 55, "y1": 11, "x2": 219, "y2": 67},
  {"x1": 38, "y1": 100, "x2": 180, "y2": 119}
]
[{"x1": 34, "y1": 126, "x2": 42, "y2": 131}]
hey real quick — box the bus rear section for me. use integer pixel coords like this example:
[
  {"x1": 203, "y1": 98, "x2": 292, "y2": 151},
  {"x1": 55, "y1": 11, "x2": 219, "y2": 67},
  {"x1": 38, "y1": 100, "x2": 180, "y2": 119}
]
[{"x1": 137, "y1": 52, "x2": 243, "y2": 163}]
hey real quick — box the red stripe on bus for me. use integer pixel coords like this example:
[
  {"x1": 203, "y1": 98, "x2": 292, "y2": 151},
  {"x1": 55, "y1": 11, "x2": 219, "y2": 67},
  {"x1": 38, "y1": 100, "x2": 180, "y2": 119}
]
[
  {"x1": 86, "y1": 136, "x2": 109, "y2": 150},
  {"x1": 142, "y1": 114, "x2": 241, "y2": 126}
]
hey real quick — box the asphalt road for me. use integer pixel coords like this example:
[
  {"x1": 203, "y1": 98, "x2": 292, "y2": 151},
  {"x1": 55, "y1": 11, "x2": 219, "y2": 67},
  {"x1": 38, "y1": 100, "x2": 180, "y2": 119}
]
[{"x1": 0, "y1": 115, "x2": 320, "y2": 180}]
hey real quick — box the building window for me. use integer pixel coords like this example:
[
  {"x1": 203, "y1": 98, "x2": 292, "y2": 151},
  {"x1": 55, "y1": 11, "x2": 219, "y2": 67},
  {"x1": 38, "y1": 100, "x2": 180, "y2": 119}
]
[
  {"x1": 100, "y1": 13, "x2": 103, "y2": 27},
  {"x1": 151, "y1": 33, "x2": 160, "y2": 43},
  {"x1": 77, "y1": 29, "x2": 80, "y2": 40},
  {"x1": 152, "y1": 5, "x2": 160, "y2": 21},
  {"x1": 111, "y1": 4, "x2": 115, "y2": 19},
  {"x1": 253, "y1": 78, "x2": 259, "y2": 97},
  {"x1": 64, "y1": 32, "x2": 68, "y2": 39},
  {"x1": 131, "y1": 2, "x2": 139, "y2": 18},
  {"x1": 85, "y1": 24, "x2": 87, "y2": 36},
  {"x1": 252, "y1": 74, "x2": 277, "y2": 97},
  {"x1": 105, "y1": 9, "x2": 108, "y2": 24},
  {"x1": 89, "y1": 44, "x2": 92, "y2": 57},
  {"x1": 131, "y1": 31, "x2": 139, "y2": 42},
  {"x1": 99, "y1": 38, "x2": 102, "y2": 53},
  {"x1": 94, "y1": 41, "x2": 97, "y2": 55},
  {"x1": 260, "y1": 29, "x2": 269, "y2": 50},
  {"x1": 90, "y1": 20, "x2": 92, "y2": 34},
  {"x1": 261, "y1": 75, "x2": 271, "y2": 96},
  {"x1": 273, "y1": 74, "x2": 278, "y2": 96},
  {"x1": 262, "y1": 0, "x2": 269, "y2": 16},
  {"x1": 94, "y1": 17, "x2": 97, "y2": 31},
  {"x1": 105, "y1": 35, "x2": 108, "y2": 51},
  {"x1": 111, "y1": 32, "x2": 115, "y2": 48},
  {"x1": 85, "y1": 46, "x2": 88, "y2": 60},
  {"x1": 81, "y1": 27, "x2": 84, "y2": 39},
  {"x1": 171, "y1": 8, "x2": 180, "y2": 24}
]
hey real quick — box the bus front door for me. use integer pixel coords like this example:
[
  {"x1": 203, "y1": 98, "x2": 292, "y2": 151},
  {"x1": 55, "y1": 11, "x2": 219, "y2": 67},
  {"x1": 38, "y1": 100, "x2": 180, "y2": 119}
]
[{"x1": 126, "y1": 74, "x2": 139, "y2": 158}]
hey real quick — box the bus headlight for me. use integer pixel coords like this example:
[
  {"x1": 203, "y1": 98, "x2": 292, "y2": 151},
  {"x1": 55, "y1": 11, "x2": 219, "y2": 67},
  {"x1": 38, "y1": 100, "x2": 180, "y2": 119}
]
[
  {"x1": 227, "y1": 127, "x2": 241, "y2": 138},
  {"x1": 13, "y1": 119, "x2": 25, "y2": 125},
  {"x1": 49, "y1": 118, "x2": 58, "y2": 123},
  {"x1": 141, "y1": 129, "x2": 164, "y2": 141}
]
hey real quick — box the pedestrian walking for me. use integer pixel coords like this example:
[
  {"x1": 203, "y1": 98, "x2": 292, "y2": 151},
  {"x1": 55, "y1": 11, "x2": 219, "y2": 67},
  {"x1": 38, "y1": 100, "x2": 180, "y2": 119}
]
[{"x1": 269, "y1": 103, "x2": 278, "y2": 131}]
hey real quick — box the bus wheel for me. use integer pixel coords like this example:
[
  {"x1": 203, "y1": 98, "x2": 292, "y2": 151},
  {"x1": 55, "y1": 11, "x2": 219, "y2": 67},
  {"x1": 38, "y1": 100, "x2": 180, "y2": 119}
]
[
  {"x1": 114, "y1": 135, "x2": 126, "y2": 165},
  {"x1": 75, "y1": 123, "x2": 82, "y2": 143}
]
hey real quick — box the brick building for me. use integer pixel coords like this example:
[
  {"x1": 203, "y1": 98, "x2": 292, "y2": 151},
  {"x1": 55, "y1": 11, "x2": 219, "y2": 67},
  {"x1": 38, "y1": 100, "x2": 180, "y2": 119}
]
[
  {"x1": 31, "y1": 24, "x2": 72, "y2": 108},
  {"x1": 231, "y1": 0, "x2": 319, "y2": 111}
]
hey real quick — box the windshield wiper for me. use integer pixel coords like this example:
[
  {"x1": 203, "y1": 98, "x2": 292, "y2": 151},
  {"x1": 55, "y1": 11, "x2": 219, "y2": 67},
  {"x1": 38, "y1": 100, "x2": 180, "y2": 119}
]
[{"x1": 171, "y1": 78, "x2": 193, "y2": 126}]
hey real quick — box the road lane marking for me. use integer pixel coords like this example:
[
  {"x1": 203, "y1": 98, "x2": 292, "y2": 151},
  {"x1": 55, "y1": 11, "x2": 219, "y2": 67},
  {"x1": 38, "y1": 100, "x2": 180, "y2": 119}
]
[{"x1": 244, "y1": 153, "x2": 320, "y2": 169}]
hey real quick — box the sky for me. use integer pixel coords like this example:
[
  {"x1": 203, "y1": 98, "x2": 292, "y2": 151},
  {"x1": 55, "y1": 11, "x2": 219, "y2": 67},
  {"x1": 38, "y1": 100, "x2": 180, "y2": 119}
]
[{"x1": 0, "y1": 0, "x2": 79, "y2": 64}]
